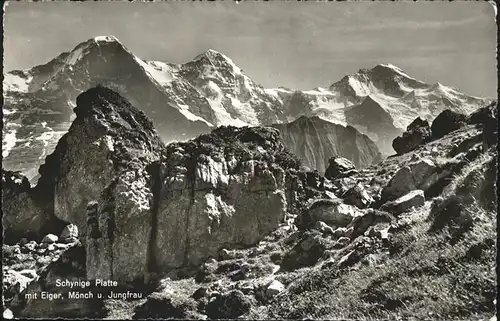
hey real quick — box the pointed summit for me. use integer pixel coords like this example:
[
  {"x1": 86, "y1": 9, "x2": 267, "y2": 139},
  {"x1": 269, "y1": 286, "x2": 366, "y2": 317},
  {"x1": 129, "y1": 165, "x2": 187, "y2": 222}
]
[
  {"x1": 93, "y1": 35, "x2": 120, "y2": 43},
  {"x1": 373, "y1": 63, "x2": 406, "y2": 73},
  {"x1": 62, "y1": 35, "x2": 130, "y2": 67},
  {"x1": 189, "y1": 48, "x2": 244, "y2": 77},
  {"x1": 193, "y1": 48, "x2": 229, "y2": 62}
]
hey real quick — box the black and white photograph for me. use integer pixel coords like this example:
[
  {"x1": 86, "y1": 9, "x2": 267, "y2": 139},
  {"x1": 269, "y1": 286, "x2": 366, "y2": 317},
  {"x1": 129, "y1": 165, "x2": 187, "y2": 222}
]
[{"x1": 1, "y1": 1, "x2": 498, "y2": 319}]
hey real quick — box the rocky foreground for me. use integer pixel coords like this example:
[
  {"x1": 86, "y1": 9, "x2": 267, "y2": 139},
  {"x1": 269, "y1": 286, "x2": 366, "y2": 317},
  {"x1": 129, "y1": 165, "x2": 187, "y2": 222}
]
[{"x1": 2, "y1": 87, "x2": 497, "y2": 320}]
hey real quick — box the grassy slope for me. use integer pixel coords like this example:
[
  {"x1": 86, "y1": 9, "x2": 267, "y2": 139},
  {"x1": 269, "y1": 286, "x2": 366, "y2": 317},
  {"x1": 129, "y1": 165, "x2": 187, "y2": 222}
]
[{"x1": 266, "y1": 145, "x2": 497, "y2": 320}]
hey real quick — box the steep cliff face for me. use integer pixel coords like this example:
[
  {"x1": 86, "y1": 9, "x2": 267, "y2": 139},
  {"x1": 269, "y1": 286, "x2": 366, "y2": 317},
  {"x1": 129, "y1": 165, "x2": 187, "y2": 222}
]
[
  {"x1": 153, "y1": 126, "x2": 303, "y2": 270},
  {"x1": 272, "y1": 116, "x2": 382, "y2": 172}
]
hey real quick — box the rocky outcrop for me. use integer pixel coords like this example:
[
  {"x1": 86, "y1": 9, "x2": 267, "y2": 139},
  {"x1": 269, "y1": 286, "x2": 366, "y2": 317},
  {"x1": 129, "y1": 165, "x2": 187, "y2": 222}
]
[
  {"x1": 324, "y1": 156, "x2": 357, "y2": 180},
  {"x1": 431, "y1": 109, "x2": 467, "y2": 139},
  {"x1": 153, "y1": 126, "x2": 302, "y2": 270},
  {"x1": 392, "y1": 117, "x2": 432, "y2": 155},
  {"x1": 349, "y1": 209, "x2": 395, "y2": 239},
  {"x1": 272, "y1": 116, "x2": 382, "y2": 172},
  {"x1": 35, "y1": 85, "x2": 164, "y2": 241},
  {"x1": 29, "y1": 86, "x2": 164, "y2": 284},
  {"x1": 6, "y1": 85, "x2": 324, "y2": 286},
  {"x1": 1, "y1": 169, "x2": 59, "y2": 244}
]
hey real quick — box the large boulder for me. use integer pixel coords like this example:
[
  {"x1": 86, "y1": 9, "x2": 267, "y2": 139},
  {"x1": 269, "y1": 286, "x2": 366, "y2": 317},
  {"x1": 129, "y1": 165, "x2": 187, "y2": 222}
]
[
  {"x1": 85, "y1": 164, "x2": 159, "y2": 283},
  {"x1": 431, "y1": 109, "x2": 467, "y2": 139},
  {"x1": 380, "y1": 190, "x2": 425, "y2": 215},
  {"x1": 9, "y1": 86, "x2": 317, "y2": 286},
  {"x1": 154, "y1": 126, "x2": 302, "y2": 269},
  {"x1": 392, "y1": 117, "x2": 432, "y2": 155},
  {"x1": 324, "y1": 156, "x2": 357, "y2": 180},
  {"x1": 381, "y1": 158, "x2": 437, "y2": 202},
  {"x1": 297, "y1": 199, "x2": 363, "y2": 230},
  {"x1": 468, "y1": 102, "x2": 498, "y2": 151}
]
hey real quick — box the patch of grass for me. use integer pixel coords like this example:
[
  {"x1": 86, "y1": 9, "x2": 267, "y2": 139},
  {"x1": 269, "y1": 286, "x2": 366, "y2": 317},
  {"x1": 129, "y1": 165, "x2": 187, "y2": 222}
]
[{"x1": 266, "y1": 199, "x2": 496, "y2": 320}]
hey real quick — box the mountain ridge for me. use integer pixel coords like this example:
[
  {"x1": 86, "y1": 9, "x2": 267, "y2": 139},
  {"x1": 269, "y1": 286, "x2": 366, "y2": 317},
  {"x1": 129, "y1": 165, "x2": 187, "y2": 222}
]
[{"x1": 2, "y1": 35, "x2": 491, "y2": 181}]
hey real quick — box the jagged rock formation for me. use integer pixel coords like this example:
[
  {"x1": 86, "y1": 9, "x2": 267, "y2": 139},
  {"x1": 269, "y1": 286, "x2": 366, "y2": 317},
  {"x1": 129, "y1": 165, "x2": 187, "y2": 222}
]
[
  {"x1": 298, "y1": 199, "x2": 363, "y2": 230},
  {"x1": 23, "y1": 86, "x2": 163, "y2": 284},
  {"x1": 3, "y1": 36, "x2": 490, "y2": 181},
  {"x1": 272, "y1": 116, "x2": 382, "y2": 172},
  {"x1": 392, "y1": 117, "x2": 432, "y2": 155},
  {"x1": 34, "y1": 85, "x2": 164, "y2": 242},
  {"x1": 153, "y1": 126, "x2": 303, "y2": 270},
  {"x1": 5, "y1": 86, "x2": 318, "y2": 285}
]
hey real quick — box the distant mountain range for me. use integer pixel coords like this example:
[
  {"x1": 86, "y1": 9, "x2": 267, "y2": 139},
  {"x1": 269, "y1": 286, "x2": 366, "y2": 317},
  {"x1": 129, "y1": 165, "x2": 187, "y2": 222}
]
[{"x1": 2, "y1": 35, "x2": 491, "y2": 182}]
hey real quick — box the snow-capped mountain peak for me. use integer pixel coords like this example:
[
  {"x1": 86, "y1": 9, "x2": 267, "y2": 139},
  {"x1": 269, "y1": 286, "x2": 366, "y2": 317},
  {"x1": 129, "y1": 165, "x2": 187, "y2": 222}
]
[
  {"x1": 93, "y1": 35, "x2": 120, "y2": 43},
  {"x1": 3, "y1": 36, "x2": 492, "y2": 182},
  {"x1": 365, "y1": 64, "x2": 427, "y2": 86},
  {"x1": 63, "y1": 35, "x2": 128, "y2": 67},
  {"x1": 372, "y1": 63, "x2": 412, "y2": 77},
  {"x1": 191, "y1": 48, "x2": 245, "y2": 77},
  {"x1": 194, "y1": 48, "x2": 231, "y2": 62}
]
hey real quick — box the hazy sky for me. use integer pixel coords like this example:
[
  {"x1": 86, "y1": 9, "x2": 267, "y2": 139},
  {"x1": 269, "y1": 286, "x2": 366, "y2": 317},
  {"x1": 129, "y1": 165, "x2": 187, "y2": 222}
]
[{"x1": 3, "y1": 1, "x2": 497, "y2": 97}]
